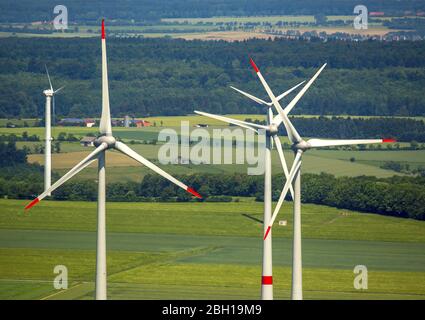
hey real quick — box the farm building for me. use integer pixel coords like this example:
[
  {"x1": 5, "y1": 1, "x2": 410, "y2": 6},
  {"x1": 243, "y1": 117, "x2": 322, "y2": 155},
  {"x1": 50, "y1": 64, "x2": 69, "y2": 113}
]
[
  {"x1": 80, "y1": 136, "x2": 96, "y2": 147},
  {"x1": 59, "y1": 118, "x2": 85, "y2": 126},
  {"x1": 84, "y1": 119, "x2": 96, "y2": 127},
  {"x1": 135, "y1": 120, "x2": 152, "y2": 128},
  {"x1": 59, "y1": 118, "x2": 96, "y2": 127}
]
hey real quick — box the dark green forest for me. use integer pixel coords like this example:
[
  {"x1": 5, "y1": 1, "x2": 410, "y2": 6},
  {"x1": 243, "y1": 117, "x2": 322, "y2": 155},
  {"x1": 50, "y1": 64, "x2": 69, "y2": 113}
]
[
  {"x1": 1, "y1": 141, "x2": 424, "y2": 221},
  {"x1": 1, "y1": 37, "x2": 425, "y2": 118},
  {"x1": 1, "y1": 1, "x2": 424, "y2": 23},
  {"x1": 250, "y1": 117, "x2": 425, "y2": 142}
]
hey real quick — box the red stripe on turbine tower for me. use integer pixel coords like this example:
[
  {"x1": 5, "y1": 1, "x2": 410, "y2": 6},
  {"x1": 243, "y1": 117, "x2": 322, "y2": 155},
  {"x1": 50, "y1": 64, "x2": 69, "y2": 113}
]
[
  {"x1": 187, "y1": 187, "x2": 202, "y2": 199},
  {"x1": 383, "y1": 138, "x2": 396, "y2": 143},
  {"x1": 263, "y1": 226, "x2": 271, "y2": 240},
  {"x1": 249, "y1": 57, "x2": 260, "y2": 73},
  {"x1": 262, "y1": 276, "x2": 273, "y2": 285},
  {"x1": 101, "y1": 19, "x2": 105, "y2": 39},
  {"x1": 25, "y1": 198, "x2": 39, "y2": 210}
]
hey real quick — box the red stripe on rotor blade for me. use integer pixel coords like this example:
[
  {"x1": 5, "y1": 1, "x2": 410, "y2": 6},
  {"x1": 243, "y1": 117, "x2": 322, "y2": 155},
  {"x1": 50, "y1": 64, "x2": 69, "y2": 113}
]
[
  {"x1": 25, "y1": 198, "x2": 39, "y2": 210},
  {"x1": 249, "y1": 57, "x2": 259, "y2": 73},
  {"x1": 263, "y1": 226, "x2": 271, "y2": 240},
  {"x1": 262, "y1": 276, "x2": 273, "y2": 285},
  {"x1": 101, "y1": 19, "x2": 105, "y2": 39},
  {"x1": 383, "y1": 138, "x2": 396, "y2": 143},
  {"x1": 187, "y1": 187, "x2": 202, "y2": 199}
]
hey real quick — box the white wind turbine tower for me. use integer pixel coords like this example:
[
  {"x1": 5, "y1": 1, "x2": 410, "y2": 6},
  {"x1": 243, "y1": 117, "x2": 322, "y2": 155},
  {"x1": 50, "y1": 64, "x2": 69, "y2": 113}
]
[
  {"x1": 43, "y1": 66, "x2": 64, "y2": 195},
  {"x1": 25, "y1": 19, "x2": 202, "y2": 300},
  {"x1": 243, "y1": 59, "x2": 396, "y2": 300},
  {"x1": 195, "y1": 58, "x2": 306, "y2": 300}
]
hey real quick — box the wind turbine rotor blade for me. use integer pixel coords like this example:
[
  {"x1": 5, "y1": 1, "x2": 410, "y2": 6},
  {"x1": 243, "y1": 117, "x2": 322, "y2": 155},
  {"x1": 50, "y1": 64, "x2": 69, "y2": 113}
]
[
  {"x1": 264, "y1": 151, "x2": 303, "y2": 240},
  {"x1": 307, "y1": 138, "x2": 396, "y2": 148},
  {"x1": 54, "y1": 86, "x2": 65, "y2": 94},
  {"x1": 275, "y1": 107, "x2": 302, "y2": 144},
  {"x1": 275, "y1": 81, "x2": 306, "y2": 102},
  {"x1": 99, "y1": 19, "x2": 112, "y2": 136},
  {"x1": 249, "y1": 58, "x2": 277, "y2": 105},
  {"x1": 273, "y1": 135, "x2": 294, "y2": 199},
  {"x1": 249, "y1": 58, "x2": 302, "y2": 143},
  {"x1": 114, "y1": 141, "x2": 202, "y2": 198},
  {"x1": 24, "y1": 143, "x2": 107, "y2": 210},
  {"x1": 283, "y1": 63, "x2": 327, "y2": 116},
  {"x1": 194, "y1": 110, "x2": 267, "y2": 132},
  {"x1": 272, "y1": 80, "x2": 306, "y2": 127},
  {"x1": 230, "y1": 86, "x2": 270, "y2": 106},
  {"x1": 45, "y1": 65, "x2": 53, "y2": 91}
]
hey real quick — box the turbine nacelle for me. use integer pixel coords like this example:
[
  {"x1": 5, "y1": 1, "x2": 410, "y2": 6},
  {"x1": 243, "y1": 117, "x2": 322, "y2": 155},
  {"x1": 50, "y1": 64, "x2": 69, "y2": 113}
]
[
  {"x1": 292, "y1": 140, "x2": 309, "y2": 152},
  {"x1": 94, "y1": 135, "x2": 116, "y2": 148},
  {"x1": 43, "y1": 89, "x2": 54, "y2": 97}
]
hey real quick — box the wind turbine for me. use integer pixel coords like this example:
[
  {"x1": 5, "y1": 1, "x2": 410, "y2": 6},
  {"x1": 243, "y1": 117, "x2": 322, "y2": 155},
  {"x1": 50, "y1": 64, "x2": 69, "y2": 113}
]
[
  {"x1": 43, "y1": 66, "x2": 64, "y2": 195},
  {"x1": 243, "y1": 58, "x2": 396, "y2": 300},
  {"x1": 25, "y1": 19, "x2": 202, "y2": 300},
  {"x1": 194, "y1": 66, "x2": 306, "y2": 300}
]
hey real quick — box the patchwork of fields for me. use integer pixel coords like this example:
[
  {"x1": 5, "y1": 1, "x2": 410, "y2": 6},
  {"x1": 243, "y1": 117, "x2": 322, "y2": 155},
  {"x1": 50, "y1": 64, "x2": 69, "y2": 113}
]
[
  {"x1": 0, "y1": 199, "x2": 424, "y2": 300},
  {"x1": 2, "y1": 119, "x2": 422, "y2": 181},
  {"x1": 1, "y1": 114, "x2": 424, "y2": 299},
  {"x1": 0, "y1": 14, "x2": 402, "y2": 40}
]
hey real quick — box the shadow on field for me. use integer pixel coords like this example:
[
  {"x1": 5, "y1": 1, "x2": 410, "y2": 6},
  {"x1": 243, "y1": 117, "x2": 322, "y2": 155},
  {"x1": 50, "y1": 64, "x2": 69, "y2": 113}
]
[{"x1": 241, "y1": 213, "x2": 263, "y2": 224}]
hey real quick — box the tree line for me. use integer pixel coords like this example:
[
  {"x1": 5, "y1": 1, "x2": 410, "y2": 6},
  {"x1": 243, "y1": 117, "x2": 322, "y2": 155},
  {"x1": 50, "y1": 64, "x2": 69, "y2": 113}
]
[
  {"x1": 2, "y1": 171, "x2": 423, "y2": 221},
  {"x1": 1, "y1": 37, "x2": 425, "y2": 118},
  {"x1": 248, "y1": 116, "x2": 425, "y2": 143}
]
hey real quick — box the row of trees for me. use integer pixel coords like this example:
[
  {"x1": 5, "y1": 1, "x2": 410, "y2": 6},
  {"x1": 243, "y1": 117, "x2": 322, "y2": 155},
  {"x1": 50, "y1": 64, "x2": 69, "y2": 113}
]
[
  {"x1": 248, "y1": 116, "x2": 425, "y2": 142},
  {"x1": 1, "y1": 37, "x2": 425, "y2": 118}
]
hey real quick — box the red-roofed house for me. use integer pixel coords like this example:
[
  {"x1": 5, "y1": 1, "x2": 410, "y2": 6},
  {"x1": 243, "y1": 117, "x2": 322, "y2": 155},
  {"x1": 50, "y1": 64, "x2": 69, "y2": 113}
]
[
  {"x1": 370, "y1": 12, "x2": 385, "y2": 16},
  {"x1": 135, "y1": 120, "x2": 152, "y2": 128},
  {"x1": 84, "y1": 119, "x2": 96, "y2": 127}
]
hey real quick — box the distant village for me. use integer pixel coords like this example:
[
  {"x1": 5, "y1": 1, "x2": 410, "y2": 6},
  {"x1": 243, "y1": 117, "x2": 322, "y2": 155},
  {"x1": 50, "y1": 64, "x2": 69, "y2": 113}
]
[{"x1": 266, "y1": 29, "x2": 425, "y2": 42}]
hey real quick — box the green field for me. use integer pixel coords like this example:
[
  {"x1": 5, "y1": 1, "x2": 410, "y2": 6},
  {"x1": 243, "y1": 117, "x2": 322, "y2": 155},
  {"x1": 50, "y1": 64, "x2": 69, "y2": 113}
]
[{"x1": 0, "y1": 199, "x2": 424, "y2": 300}]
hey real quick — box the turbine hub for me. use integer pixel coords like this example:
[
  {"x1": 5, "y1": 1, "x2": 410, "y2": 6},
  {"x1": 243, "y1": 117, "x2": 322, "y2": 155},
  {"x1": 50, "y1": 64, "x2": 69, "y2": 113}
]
[
  {"x1": 94, "y1": 135, "x2": 116, "y2": 148},
  {"x1": 292, "y1": 140, "x2": 309, "y2": 152},
  {"x1": 269, "y1": 124, "x2": 279, "y2": 135}
]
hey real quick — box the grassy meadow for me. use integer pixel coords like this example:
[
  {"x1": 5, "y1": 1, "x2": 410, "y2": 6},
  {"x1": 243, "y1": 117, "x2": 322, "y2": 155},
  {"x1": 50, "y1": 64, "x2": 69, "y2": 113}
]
[{"x1": 0, "y1": 199, "x2": 424, "y2": 300}]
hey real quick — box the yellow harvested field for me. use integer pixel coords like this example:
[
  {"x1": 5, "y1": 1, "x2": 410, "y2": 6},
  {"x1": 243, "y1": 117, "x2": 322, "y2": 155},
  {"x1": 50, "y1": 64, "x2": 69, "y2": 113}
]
[{"x1": 28, "y1": 150, "x2": 142, "y2": 169}]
